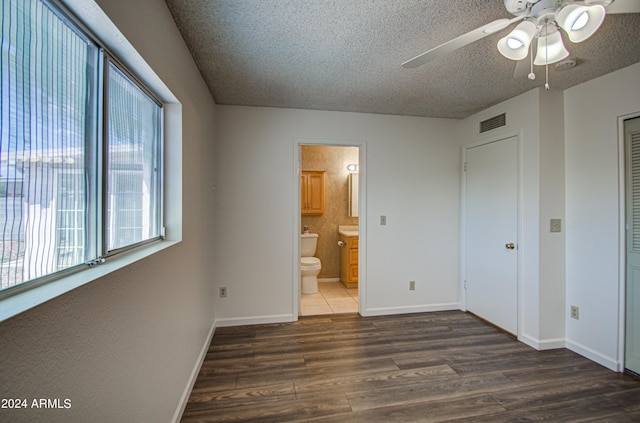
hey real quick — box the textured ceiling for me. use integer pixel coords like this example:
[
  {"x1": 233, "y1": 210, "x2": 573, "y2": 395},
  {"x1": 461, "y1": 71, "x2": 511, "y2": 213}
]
[{"x1": 164, "y1": 0, "x2": 640, "y2": 119}]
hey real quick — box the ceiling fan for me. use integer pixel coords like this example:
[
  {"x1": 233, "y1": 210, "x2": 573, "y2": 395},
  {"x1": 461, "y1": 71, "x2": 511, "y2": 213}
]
[{"x1": 402, "y1": 0, "x2": 640, "y2": 87}]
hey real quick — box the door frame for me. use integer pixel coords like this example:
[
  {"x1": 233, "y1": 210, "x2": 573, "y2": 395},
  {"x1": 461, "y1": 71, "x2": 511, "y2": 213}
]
[
  {"x1": 617, "y1": 111, "x2": 640, "y2": 372},
  {"x1": 461, "y1": 131, "x2": 524, "y2": 338},
  {"x1": 292, "y1": 138, "x2": 367, "y2": 318}
]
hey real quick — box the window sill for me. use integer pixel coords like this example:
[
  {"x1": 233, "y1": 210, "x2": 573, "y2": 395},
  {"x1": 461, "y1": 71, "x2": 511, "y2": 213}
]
[{"x1": 0, "y1": 239, "x2": 180, "y2": 323}]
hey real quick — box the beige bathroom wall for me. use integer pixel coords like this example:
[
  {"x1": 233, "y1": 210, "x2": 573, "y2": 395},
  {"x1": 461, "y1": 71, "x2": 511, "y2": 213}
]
[{"x1": 301, "y1": 145, "x2": 358, "y2": 279}]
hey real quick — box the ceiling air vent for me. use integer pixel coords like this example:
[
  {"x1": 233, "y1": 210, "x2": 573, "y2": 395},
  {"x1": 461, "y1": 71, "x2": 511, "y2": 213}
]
[{"x1": 479, "y1": 113, "x2": 506, "y2": 133}]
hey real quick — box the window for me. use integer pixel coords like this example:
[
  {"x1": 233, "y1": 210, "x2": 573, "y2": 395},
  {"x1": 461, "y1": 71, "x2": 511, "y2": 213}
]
[
  {"x1": 105, "y1": 62, "x2": 162, "y2": 253},
  {"x1": 56, "y1": 172, "x2": 86, "y2": 271},
  {"x1": 0, "y1": 0, "x2": 163, "y2": 294}
]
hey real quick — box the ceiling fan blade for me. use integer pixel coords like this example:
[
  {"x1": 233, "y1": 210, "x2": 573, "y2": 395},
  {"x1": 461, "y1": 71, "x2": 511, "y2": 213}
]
[
  {"x1": 402, "y1": 16, "x2": 524, "y2": 69},
  {"x1": 606, "y1": 0, "x2": 640, "y2": 14}
]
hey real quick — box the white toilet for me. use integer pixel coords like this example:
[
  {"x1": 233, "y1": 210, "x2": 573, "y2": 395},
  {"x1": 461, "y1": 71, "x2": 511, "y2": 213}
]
[{"x1": 300, "y1": 233, "x2": 321, "y2": 294}]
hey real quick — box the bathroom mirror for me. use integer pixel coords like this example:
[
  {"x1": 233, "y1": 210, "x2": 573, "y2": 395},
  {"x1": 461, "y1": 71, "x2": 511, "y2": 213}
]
[{"x1": 348, "y1": 173, "x2": 359, "y2": 217}]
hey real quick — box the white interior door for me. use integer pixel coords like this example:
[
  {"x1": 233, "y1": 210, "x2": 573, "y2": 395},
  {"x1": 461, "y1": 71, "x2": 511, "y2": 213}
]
[
  {"x1": 465, "y1": 136, "x2": 519, "y2": 335},
  {"x1": 625, "y1": 116, "x2": 640, "y2": 376}
]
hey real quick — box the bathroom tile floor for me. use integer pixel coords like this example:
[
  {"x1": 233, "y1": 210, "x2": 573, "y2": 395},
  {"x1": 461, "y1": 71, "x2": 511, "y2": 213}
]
[{"x1": 300, "y1": 281, "x2": 358, "y2": 316}]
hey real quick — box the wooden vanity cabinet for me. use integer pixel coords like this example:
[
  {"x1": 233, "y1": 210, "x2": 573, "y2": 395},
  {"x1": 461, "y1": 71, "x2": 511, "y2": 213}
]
[
  {"x1": 301, "y1": 171, "x2": 325, "y2": 215},
  {"x1": 340, "y1": 235, "x2": 358, "y2": 288}
]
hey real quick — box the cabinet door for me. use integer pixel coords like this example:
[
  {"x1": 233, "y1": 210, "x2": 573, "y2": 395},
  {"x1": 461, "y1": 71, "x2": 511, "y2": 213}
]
[
  {"x1": 306, "y1": 172, "x2": 324, "y2": 214},
  {"x1": 301, "y1": 174, "x2": 308, "y2": 213},
  {"x1": 348, "y1": 240, "x2": 358, "y2": 283},
  {"x1": 301, "y1": 171, "x2": 324, "y2": 215},
  {"x1": 348, "y1": 264, "x2": 358, "y2": 282}
]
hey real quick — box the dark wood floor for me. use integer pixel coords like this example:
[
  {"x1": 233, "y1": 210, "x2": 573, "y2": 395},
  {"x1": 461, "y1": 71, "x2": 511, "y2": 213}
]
[{"x1": 181, "y1": 311, "x2": 640, "y2": 422}]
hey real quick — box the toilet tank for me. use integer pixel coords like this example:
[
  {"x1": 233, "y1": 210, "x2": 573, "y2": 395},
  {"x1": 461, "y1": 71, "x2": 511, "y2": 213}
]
[{"x1": 300, "y1": 233, "x2": 318, "y2": 257}]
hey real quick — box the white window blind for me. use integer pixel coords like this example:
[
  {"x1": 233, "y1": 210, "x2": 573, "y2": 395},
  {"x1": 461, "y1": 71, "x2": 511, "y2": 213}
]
[
  {"x1": 0, "y1": 0, "x2": 163, "y2": 294},
  {"x1": 1, "y1": 0, "x2": 98, "y2": 289},
  {"x1": 630, "y1": 130, "x2": 640, "y2": 252},
  {"x1": 105, "y1": 63, "x2": 161, "y2": 253}
]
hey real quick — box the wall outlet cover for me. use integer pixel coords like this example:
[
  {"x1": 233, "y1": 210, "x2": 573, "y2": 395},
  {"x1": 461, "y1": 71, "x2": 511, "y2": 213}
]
[{"x1": 570, "y1": 305, "x2": 579, "y2": 320}]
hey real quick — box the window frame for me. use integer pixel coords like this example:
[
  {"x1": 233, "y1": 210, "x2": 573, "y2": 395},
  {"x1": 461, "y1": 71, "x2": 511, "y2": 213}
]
[
  {"x1": 0, "y1": 0, "x2": 181, "y2": 321},
  {"x1": 102, "y1": 55, "x2": 164, "y2": 257}
]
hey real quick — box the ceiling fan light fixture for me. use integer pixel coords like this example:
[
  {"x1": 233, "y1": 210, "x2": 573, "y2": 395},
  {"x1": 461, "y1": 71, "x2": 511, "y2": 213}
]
[
  {"x1": 572, "y1": 11, "x2": 590, "y2": 30},
  {"x1": 507, "y1": 38, "x2": 524, "y2": 49},
  {"x1": 497, "y1": 20, "x2": 537, "y2": 61},
  {"x1": 556, "y1": 4, "x2": 606, "y2": 43},
  {"x1": 534, "y1": 30, "x2": 570, "y2": 65}
]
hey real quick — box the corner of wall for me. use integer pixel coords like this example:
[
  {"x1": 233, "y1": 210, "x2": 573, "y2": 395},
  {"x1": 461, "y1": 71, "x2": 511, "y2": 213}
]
[
  {"x1": 172, "y1": 319, "x2": 217, "y2": 423},
  {"x1": 537, "y1": 88, "x2": 566, "y2": 343}
]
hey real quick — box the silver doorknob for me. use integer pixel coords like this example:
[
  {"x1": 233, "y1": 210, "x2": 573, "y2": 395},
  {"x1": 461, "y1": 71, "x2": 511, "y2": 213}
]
[{"x1": 505, "y1": 243, "x2": 515, "y2": 250}]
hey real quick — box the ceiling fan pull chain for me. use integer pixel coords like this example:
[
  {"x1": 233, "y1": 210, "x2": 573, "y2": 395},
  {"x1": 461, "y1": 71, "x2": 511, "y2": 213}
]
[
  {"x1": 544, "y1": 23, "x2": 550, "y2": 90},
  {"x1": 545, "y1": 64, "x2": 550, "y2": 90},
  {"x1": 528, "y1": 40, "x2": 535, "y2": 80}
]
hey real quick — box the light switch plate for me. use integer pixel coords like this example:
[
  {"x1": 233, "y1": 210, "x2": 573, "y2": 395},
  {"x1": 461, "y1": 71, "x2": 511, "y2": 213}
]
[
  {"x1": 550, "y1": 218, "x2": 561, "y2": 233},
  {"x1": 380, "y1": 215, "x2": 387, "y2": 225}
]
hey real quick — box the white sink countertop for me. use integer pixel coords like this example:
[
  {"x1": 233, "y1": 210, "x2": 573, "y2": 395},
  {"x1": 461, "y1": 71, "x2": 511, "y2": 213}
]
[{"x1": 338, "y1": 225, "x2": 358, "y2": 237}]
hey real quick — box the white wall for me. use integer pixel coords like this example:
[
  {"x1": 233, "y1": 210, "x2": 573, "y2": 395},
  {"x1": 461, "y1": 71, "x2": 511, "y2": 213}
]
[
  {"x1": 459, "y1": 88, "x2": 566, "y2": 349},
  {"x1": 538, "y1": 89, "x2": 566, "y2": 345},
  {"x1": 0, "y1": 0, "x2": 218, "y2": 421},
  {"x1": 214, "y1": 106, "x2": 461, "y2": 323},
  {"x1": 565, "y1": 62, "x2": 640, "y2": 370}
]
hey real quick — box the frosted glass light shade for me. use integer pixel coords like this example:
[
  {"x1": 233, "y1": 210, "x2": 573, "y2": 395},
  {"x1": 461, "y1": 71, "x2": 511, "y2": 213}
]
[
  {"x1": 497, "y1": 20, "x2": 538, "y2": 60},
  {"x1": 534, "y1": 31, "x2": 570, "y2": 65},
  {"x1": 557, "y1": 4, "x2": 606, "y2": 43}
]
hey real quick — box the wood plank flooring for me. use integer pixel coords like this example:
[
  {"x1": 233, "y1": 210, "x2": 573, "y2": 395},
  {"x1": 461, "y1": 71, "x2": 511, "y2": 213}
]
[{"x1": 181, "y1": 311, "x2": 640, "y2": 422}]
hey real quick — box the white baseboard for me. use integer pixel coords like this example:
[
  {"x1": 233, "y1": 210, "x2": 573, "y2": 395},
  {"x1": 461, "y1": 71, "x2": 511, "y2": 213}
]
[
  {"x1": 364, "y1": 303, "x2": 460, "y2": 317},
  {"x1": 519, "y1": 333, "x2": 566, "y2": 351},
  {"x1": 171, "y1": 318, "x2": 217, "y2": 423},
  {"x1": 215, "y1": 314, "x2": 297, "y2": 327},
  {"x1": 566, "y1": 339, "x2": 619, "y2": 371}
]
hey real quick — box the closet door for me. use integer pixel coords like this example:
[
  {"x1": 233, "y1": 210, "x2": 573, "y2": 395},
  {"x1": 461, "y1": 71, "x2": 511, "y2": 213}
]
[
  {"x1": 625, "y1": 116, "x2": 640, "y2": 376},
  {"x1": 465, "y1": 136, "x2": 519, "y2": 335}
]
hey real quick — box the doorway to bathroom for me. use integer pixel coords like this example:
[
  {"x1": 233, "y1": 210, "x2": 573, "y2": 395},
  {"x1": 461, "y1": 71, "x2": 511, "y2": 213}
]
[{"x1": 295, "y1": 141, "x2": 365, "y2": 317}]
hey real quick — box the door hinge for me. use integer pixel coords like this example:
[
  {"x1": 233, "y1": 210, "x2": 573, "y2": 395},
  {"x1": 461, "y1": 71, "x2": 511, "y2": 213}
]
[
  {"x1": 464, "y1": 280, "x2": 467, "y2": 290},
  {"x1": 464, "y1": 162, "x2": 467, "y2": 172}
]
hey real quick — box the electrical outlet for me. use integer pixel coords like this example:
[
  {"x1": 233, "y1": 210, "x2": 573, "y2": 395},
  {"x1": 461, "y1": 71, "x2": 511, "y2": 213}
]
[
  {"x1": 570, "y1": 305, "x2": 579, "y2": 320},
  {"x1": 219, "y1": 286, "x2": 227, "y2": 298},
  {"x1": 380, "y1": 215, "x2": 387, "y2": 225},
  {"x1": 409, "y1": 280, "x2": 415, "y2": 291}
]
